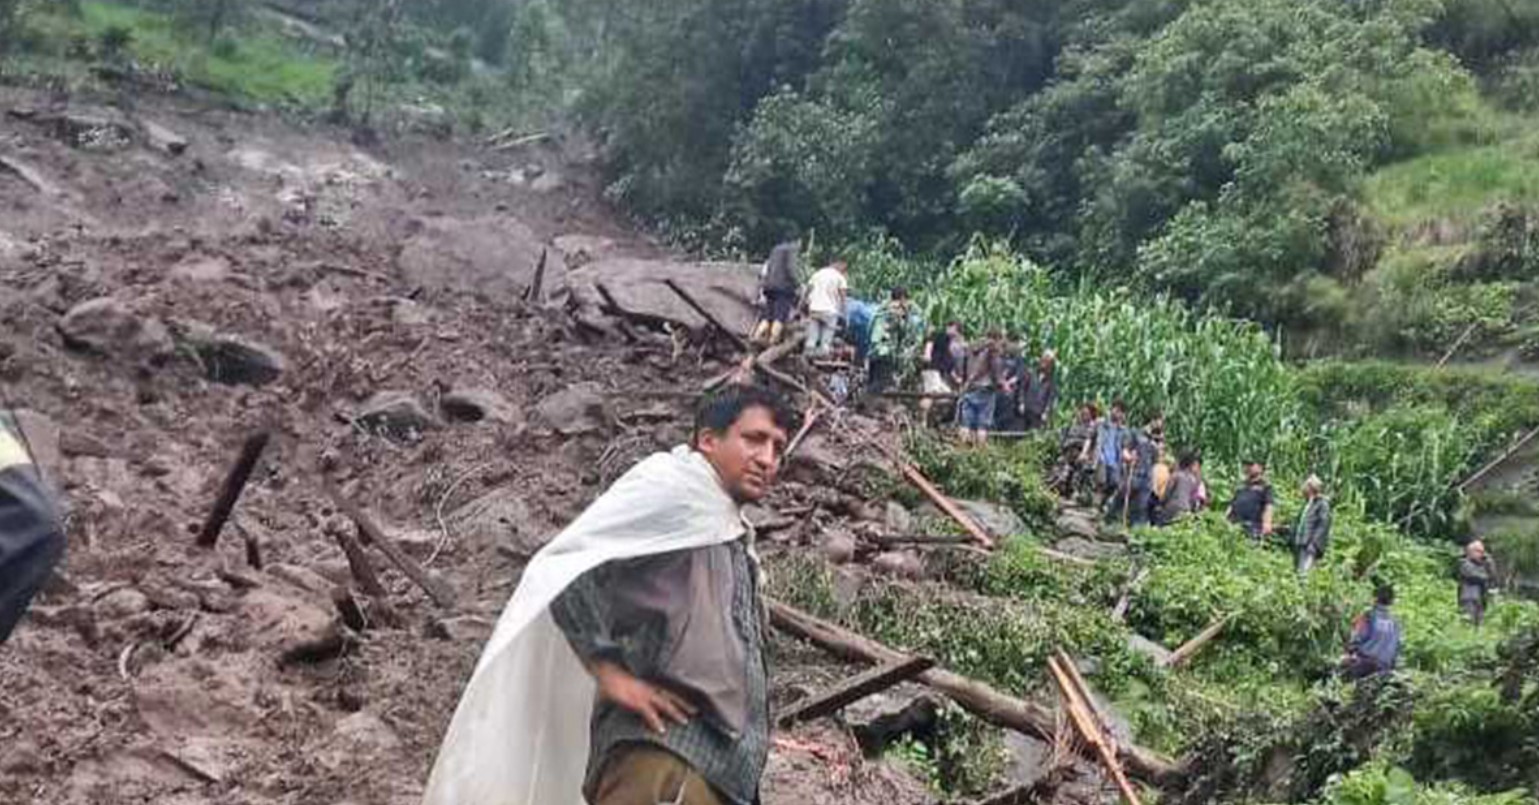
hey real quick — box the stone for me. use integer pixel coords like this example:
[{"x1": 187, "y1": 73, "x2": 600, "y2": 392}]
[
  {"x1": 1052, "y1": 536, "x2": 1128, "y2": 561},
  {"x1": 534, "y1": 382, "x2": 610, "y2": 435},
  {"x1": 398, "y1": 216, "x2": 554, "y2": 298},
  {"x1": 1126, "y1": 632, "x2": 1174, "y2": 666},
  {"x1": 425, "y1": 615, "x2": 495, "y2": 642},
  {"x1": 1055, "y1": 508, "x2": 1101, "y2": 540},
  {"x1": 389, "y1": 297, "x2": 431, "y2": 326},
  {"x1": 169, "y1": 256, "x2": 230, "y2": 283},
  {"x1": 238, "y1": 585, "x2": 339, "y2": 652},
  {"x1": 356, "y1": 391, "x2": 438, "y2": 443},
  {"x1": 566, "y1": 258, "x2": 760, "y2": 335},
  {"x1": 441, "y1": 387, "x2": 520, "y2": 425},
  {"x1": 449, "y1": 487, "x2": 543, "y2": 556},
  {"x1": 821, "y1": 532, "x2": 857, "y2": 565},
  {"x1": 58, "y1": 297, "x2": 174, "y2": 360},
  {"x1": 871, "y1": 551, "x2": 924, "y2": 579},
  {"x1": 140, "y1": 119, "x2": 188, "y2": 155},
  {"x1": 884, "y1": 501, "x2": 913, "y2": 534},
  {"x1": 191, "y1": 334, "x2": 286, "y2": 386},
  {"x1": 552, "y1": 234, "x2": 617, "y2": 268},
  {"x1": 1001, "y1": 731, "x2": 1055, "y2": 788},
  {"x1": 95, "y1": 587, "x2": 152, "y2": 620},
  {"x1": 315, "y1": 711, "x2": 401, "y2": 772},
  {"x1": 266, "y1": 563, "x2": 339, "y2": 598},
  {"x1": 844, "y1": 683, "x2": 941, "y2": 754},
  {"x1": 955, "y1": 499, "x2": 1025, "y2": 539}
]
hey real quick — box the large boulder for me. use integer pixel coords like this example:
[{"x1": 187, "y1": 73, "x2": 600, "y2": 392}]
[
  {"x1": 567, "y1": 258, "x2": 760, "y2": 335},
  {"x1": 196, "y1": 335, "x2": 286, "y2": 386},
  {"x1": 535, "y1": 382, "x2": 610, "y2": 435},
  {"x1": 1051, "y1": 536, "x2": 1128, "y2": 561},
  {"x1": 398, "y1": 216, "x2": 556, "y2": 298},
  {"x1": 58, "y1": 297, "x2": 174, "y2": 361},
  {"x1": 955, "y1": 499, "x2": 1025, "y2": 539},
  {"x1": 450, "y1": 486, "x2": 544, "y2": 556}
]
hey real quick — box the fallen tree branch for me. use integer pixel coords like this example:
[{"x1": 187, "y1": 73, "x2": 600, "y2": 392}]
[
  {"x1": 1048, "y1": 652, "x2": 1142, "y2": 805},
  {"x1": 775, "y1": 655, "x2": 935, "y2": 728},
  {"x1": 767, "y1": 599, "x2": 1183, "y2": 788},
  {"x1": 325, "y1": 479, "x2": 455, "y2": 608},
  {"x1": 197, "y1": 432, "x2": 271, "y2": 549},
  {"x1": 1163, "y1": 614, "x2": 1230, "y2": 669}
]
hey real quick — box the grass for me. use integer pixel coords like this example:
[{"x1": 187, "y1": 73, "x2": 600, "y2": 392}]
[
  {"x1": 14, "y1": 2, "x2": 337, "y2": 107},
  {"x1": 1365, "y1": 119, "x2": 1539, "y2": 230}
]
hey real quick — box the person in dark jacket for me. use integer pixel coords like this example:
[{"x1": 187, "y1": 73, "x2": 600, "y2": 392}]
[
  {"x1": 1228, "y1": 460, "x2": 1275, "y2": 540},
  {"x1": 1294, "y1": 475, "x2": 1333, "y2": 574},
  {"x1": 1, "y1": 411, "x2": 67, "y2": 644},
  {"x1": 993, "y1": 340, "x2": 1027, "y2": 433},
  {"x1": 1458, "y1": 540, "x2": 1496, "y2": 627},
  {"x1": 1022, "y1": 350, "x2": 1058, "y2": 431},
  {"x1": 750, "y1": 240, "x2": 800, "y2": 346},
  {"x1": 1157, "y1": 452, "x2": 1202, "y2": 526},
  {"x1": 1109, "y1": 427, "x2": 1158, "y2": 528},
  {"x1": 1340, "y1": 585, "x2": 1402, "y2": 680}
]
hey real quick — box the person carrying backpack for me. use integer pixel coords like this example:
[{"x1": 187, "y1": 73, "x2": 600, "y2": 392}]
[{"x1": 1, "y1": 411, "x2": 67, "y2": 643}]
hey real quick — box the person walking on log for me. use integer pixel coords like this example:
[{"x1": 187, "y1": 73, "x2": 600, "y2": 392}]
[
  {"x1": 750, "y1": 240, "x2": 800, "y2": 346},
  {"x1": 0, "y1": 411, "x2": 66, "y2": 644},
  {"x1": 423, "y1": 385, "x2": 794, "y2": 805},
  {"x1": 802, "y1": 260, "x2": 848, "y2": 358}
]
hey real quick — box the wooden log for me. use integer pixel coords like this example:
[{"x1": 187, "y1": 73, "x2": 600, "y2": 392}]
[
  {"x1": 0, "y1": 155, "x2": 56, "y2": 195},
  {"x1": 872, "y1": 534, "x2": 978, "y2": 547},
  {"x1": 1458, "y1": 426, "x2": 1539, "y2": 493},
  {"x1": 664, "y1": 279, "x2": 751, "y2": 353},
  {"x1": 523, "y1": 248, "x2": 548, "y2": 304},
  {"x1": 1048, "y1": 654, "x2": 1143, "y2": 805},
  {"x1": 896, "y1": 461, "x2": 995, "y2": 549},
  {"x1": 325, "y1": 480, "x2": 456, "y2": 608},
  {"x1": 785, "y1": 405, "x2": 822, "y2": 460},
  {"x1": 1163, "y1": 614, "x2": 1230, "y2": 669},
  {"x1": 767, "y1": 599, "x2": 1183, "y2": 788},
  {"x1": 775, "y1": 656, "x2": 935, "y2": 728},
  {"x1": 1112, "y1": 568, "x2": 1149, "y2": 623},
  {"x1": 329, "y1": 522, "x2": 387, "y2": 598},
  {"x1": 197, "y1": 432, "x2": 271, "y2": 549},
  {"x1": 703, "y1": 327, "x2": 807, "y2": 391}
]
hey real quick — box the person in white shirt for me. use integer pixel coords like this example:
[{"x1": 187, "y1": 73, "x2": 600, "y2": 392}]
[{"x1": 802, "y1": 261, "x2": 849, "y2": 357}]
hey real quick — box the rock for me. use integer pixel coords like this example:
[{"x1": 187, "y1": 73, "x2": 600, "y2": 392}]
[
  {"x1": 398, "y1": 216, "x2": 555, "y2": 298},
  {"x1": 552, "y1": 234, "x2": 617, "y2": 268},
  {"x1": 884, "y1": 501, "x2": 913, "y2": 534},
  {"x1": 1051, "y1": 536, "x2": 1128, "y2": 561},
  {"x1": 389, "y1": 297, "x2": 430, "y2": 326},
  {"x1": 59, "y1": 429, "x2": 112, "y2": 458},
  {"x1": 190, "y1": 334, "x2": 286, "y2": 387},
  {"x1": 139, "y1": 119, "x2": 188, "y2": 155},
  {"x1": 356, "y1": 391, "x2": 438, "y2": 442},
  {"x1": 266, "y1": 564, "x2": 339, "y2": 598},
  {"x1": 530, "y1": 171, "x2": 564, "y2": 193},
  {"x1": 95, "y1": 587, "x2": 152, "y2": 620},
  {"x1": 449, "y1": 487, "x2": 542, "y2": 555},
  {"x1": 425, "y1": 615, "x2": 495, "y2": 642},
  {"x1": 871, "y1": 551, "x2": 924, "y2": 579},
  {"x1": 238, "y1": 586, "x2": 338, "y2": 653},
  {"x1": 441, "y1": 387, "x2": 520, "y2": 425},
  {"x1": 955, "y1": 499, "x2": 1025, "y2": 539},
  {"x1": 389, "y1": 528, "x2": 437, "y2": 558},
  {"x1": 1, "y1": 739, "x2": 43, "y2": 775},
  {"x1": 844, "y1": 683, "x2": 941, "y2": 754},
  {"x1": 1002, "y1": 731, "x2": 1055, "y2": 788},
  {"x1": 1126, "y1": 632, "x2": 1174, "y2": 666},
  {"x1": 821, "y1": 532, "x2": 857, "y2": 565},
  {"x1": 58, "y1": 297, "x2": 174, "y2": 360},
  {"x1": 169, "y1": 255, "x2": 230, "y2": 283},
  {"x1": 1055, "y1": 508, "x2": 1100, "y2": 540},
  {"x1": 535, "y1": 382, "x2": 610, "y2": 435},
  {"x1": 42, "y1": 109, "x2": 134, "y2": 150},
  {"x1": 315, "y1": 711, "x2": 401, "y2": 772},
  {"x1": 566, "y1": 258, "x2": 760, "y2": 335}
]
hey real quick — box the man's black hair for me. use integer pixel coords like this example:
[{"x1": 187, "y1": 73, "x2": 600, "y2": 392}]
[
  {"x1": 694, "y1": 384, "x2": 798, "y2": 444},
  {"x1": 891, "y1": 286, "x2": 909, "y2": 301},
  {"x1": 1374, "y1": 584, "x2": 1395, "y2": 606},
  {"x1": 1111, "y1": 398, "x2": 1127, "y2": 412},
  {"x1": 1177, "y1": 451, "x2": 1199, "y2": 470}
]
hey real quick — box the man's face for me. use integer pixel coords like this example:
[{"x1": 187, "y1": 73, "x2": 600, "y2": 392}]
[
  {"x1": 1468, "y1": 541, "x2": 1486, "y2": 561},
  {"x1": 1111, "y1": 407, "x2": 1126, "y2": 424},
  {"x1": 697, "y1": 405, "x2": 789, "y2": 503},
  {"x1": 1246, "y1": 463, "x2": 1265, "y2": 483}
]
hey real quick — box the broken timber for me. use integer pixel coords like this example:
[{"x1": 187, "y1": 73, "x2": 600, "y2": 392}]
[
  {"x1": 775, "y1": 655, "x2": 935, "y2": 728},
  {"x1": 897, "y1": 460, "x2": 995, "y2": 549},
  {"x1": 325, "y1": 480, "x2": 456, "y2": 608},
  {"x1": 785, "y1": 405, "x2": 823, "y2": 460},
  {"x1": 1048, "y1": 651, "x2": 1142, "y2": 805},
  {"x1": 703, "y1": 327, "x2": 806, "y2": 391},
  {"x1": 767, "y1": 599, "x2": 1183, "y2": 788},
  {"x1": 197, "y1": 431, "x2": 271, "y2": 549},
  {"x1": 1163, "y1": 614, "x2": 1230, "y2": 669},
  {"x1": 664, "y1": 279, "x2": 751, "y2": 353}
]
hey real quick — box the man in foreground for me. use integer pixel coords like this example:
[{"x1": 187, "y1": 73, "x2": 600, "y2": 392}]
[
  {"x1": 422, "y1": 385, "x2": 793, "y2": 805},
  {"x1": 1, "y1": 411, "x2": 67, "y2": 644}
]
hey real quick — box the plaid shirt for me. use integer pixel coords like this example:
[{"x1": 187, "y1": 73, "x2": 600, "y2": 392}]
[{"x1": 550, "y1": 540, "x2": 769, "y2": 805}]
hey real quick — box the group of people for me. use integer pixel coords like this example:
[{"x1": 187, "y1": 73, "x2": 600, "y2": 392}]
[{"x1": 918, "y1": 322, "x2": 1060, "y2": 444}]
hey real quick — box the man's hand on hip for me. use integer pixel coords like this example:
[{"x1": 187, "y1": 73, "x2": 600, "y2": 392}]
[{"x1": 591, "y1": 661, "x2": 698, "y2": 735}]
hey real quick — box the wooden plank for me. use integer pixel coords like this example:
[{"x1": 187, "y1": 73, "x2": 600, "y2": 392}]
[
  {"x1": 703, "y1": 326, "x2": 806, "y2": 391},
  {"x1": 1162, "y1": 614, "x2": 1230, "y2": 669},
  {"x1": 1048, "y1": 654, "x2": 1143, "y2": 805},
  {"x1": 775, "y1": 656, "x2": 935, "y2": 728},
  {"x1": 872, "y1": 534, "x2": 977, "y2": 547},
  {"x1": 784, "y1": 405, "x2": 822, "y2": 460},
  {"x1": 766, "y1": 599, "x2": 1184, "y2": 788},
  {"x1": 325, "y1": 479, "x2": 456, "y2": 608},
  {"x1": 1458, "y1": 426, "x2": 1539, "y2": 492},
  {"x1": 197, "y1": 432, "x2": 271, "y2": 549},
  {"x1": 898, "y1": 462, "x2": 994, "y2": 549},
  {"x1": 664, "y1": 279, "x2": 751, "y2": 353}
]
